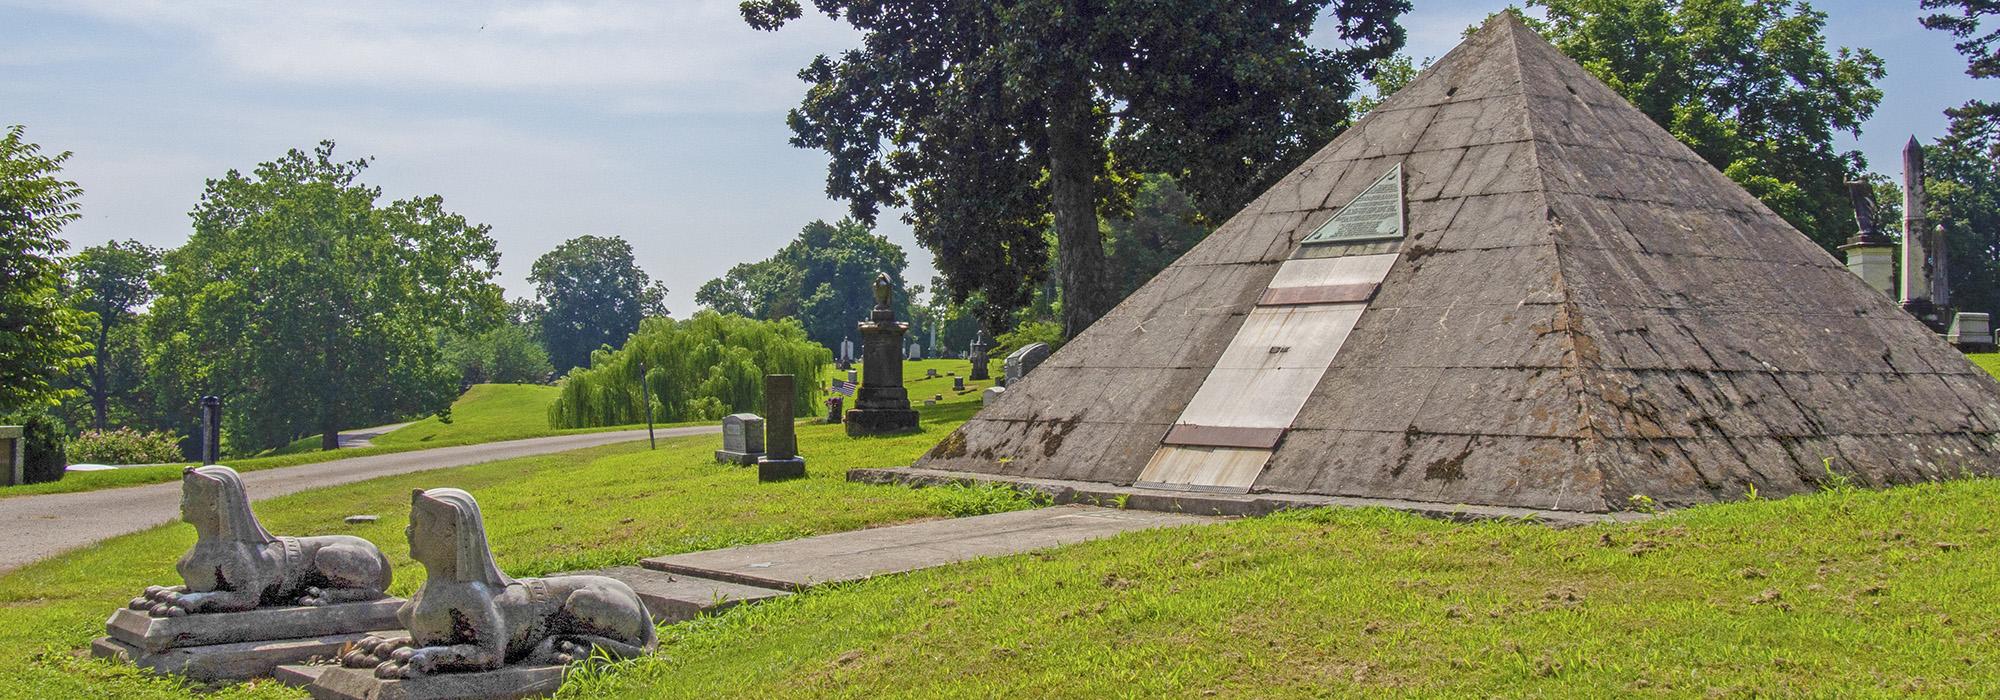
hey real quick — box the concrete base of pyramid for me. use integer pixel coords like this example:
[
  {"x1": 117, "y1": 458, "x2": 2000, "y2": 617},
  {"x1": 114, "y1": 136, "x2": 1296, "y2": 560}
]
[{"x1": 848, "y1": 466, "x2": 1645, "y2": 528}]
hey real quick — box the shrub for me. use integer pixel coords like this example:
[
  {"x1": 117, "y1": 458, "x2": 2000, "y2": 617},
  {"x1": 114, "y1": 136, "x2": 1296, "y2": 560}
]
[
  {"x1": 448, "y1": 325, "x2": 554, "y2": 386},
  {"x1": 2, "y1": 411, "x2": 67, "y2": 484},
  {"x1": 548, "y1": 311, "x2": 830, "y2": 428},
  {"x1": 68, "y1": 427, "x2": 183, "y2": 465}
]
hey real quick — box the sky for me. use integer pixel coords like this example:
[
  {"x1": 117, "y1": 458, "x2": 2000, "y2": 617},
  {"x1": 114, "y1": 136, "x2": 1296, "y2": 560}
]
[{"x1": 3, "y1": 0, "x2": 1988, "y2": 313}]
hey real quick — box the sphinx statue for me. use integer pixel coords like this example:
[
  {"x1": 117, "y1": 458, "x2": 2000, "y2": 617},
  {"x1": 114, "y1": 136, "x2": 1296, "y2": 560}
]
[
  {"x1": 342, "y1": 488, "x2": 656, "y2": 678},
  {"x1": 129, "y1": 466, "x2": 392, "y2": 616}
]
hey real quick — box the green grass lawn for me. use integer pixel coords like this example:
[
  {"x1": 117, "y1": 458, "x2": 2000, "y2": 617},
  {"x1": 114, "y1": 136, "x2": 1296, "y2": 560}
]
[
  {"x1": 0, "y1": 395, "x2": 1008, "y2": 698},
  {"x1": 1968, "y1": 353, "x2": 2000, "y2": 380},
  {"x1": 15, "y1": 354, "x2": 1998, "y2": 696}
]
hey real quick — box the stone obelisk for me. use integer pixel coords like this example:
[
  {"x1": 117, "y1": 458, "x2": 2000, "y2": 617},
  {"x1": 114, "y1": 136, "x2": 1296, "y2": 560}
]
[
  {"x1": 1901, "y1": 137, "x2": 1940, "y2": 328},
  {"x1": 846, "y1": 273, "x2": 920, "y2": 436}
]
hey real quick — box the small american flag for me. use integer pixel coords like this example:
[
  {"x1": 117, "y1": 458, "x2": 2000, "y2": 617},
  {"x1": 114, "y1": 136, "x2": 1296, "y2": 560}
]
[{"x1": 830, "y1": 379, "x2": 856, "y2": 396}]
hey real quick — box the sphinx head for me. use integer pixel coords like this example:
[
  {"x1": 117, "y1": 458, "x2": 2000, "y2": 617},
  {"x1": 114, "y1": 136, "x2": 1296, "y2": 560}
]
[
  {"x1": 408, "y1": 488, "x2": 512, "y2": 587},
  {"x1": 181, "y1": 466, "x2": 274, "y2": 544}
]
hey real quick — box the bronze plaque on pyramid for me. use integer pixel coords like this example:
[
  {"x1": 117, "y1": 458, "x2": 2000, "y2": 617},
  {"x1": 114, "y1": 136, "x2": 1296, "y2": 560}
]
[{"x1": 1301, "y1": 164, "x2": 1404, "y2": 244}]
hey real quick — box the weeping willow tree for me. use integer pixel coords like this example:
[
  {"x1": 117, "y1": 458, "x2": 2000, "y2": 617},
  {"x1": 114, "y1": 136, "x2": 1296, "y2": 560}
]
[{"x1": 549, "y1": 311, "x2": 830, "y2": 428}]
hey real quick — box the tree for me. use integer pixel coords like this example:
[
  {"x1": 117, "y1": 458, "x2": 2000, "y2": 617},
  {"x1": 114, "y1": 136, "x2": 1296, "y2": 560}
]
[
  {"x1": 1527, "y1": 0, "x2": 1885, "y2": 252},
  {"x1": 0, "y1": 125, "x2": 90, "y2": 415},
  {"x1": 62, "y1": 240, "x2": 161, "y2": 429},
  {"x1": 148, "y1": 141, "x2": 505, "y2": 452},
  {"x1": 1923, "y1": 0, "x2": 1999, "y2": 157},
  {"x1": 695, "y1": 219, "x2": 909, "y2": 349},
  {"x1": 744, "y1": 1, "x2": 1409, "y2": 337},
  {"x1": 446, "y1": 324, "x2": 554, "y2": 386},
  {"x1": 1105, "y1": 175, "x2": 1210, "y2": 300},
  {"x1": 531, "y1": 235, "x2": 668, "y2": 374},
  {"x1": 548, "y1": 312, "x2": 829, "y2": 427}
]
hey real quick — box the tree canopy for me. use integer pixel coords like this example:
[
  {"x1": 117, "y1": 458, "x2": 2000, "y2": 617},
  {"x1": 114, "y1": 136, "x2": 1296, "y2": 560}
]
[
  {"x1": 1527, "y1": 0, "x2": 1885, "y2": 252},
  {"x1": 146, "y1": 141, "x2": 505, "y2": 452},
  {"x1": 695, "y1": 218, "x2": 909, "y2": 349},
  {"x1": 0, "y1": 125, "x2": 90, "y2": 415},
  {"x1": 744, "y1": 0, "x2": 1409, "y2": 337},
  {"x1": 548, "y1": 312, "x2": 829, "y2": 428},
  {"x1": 530, "y1": 235, "x2": 668, "y2": 374},
  {"x1": 1924, "y1": 0, "x2": 1999, "y2": 156},
  {"x1": 62, "y1": 240, "x2": 161, "y2": 429}
]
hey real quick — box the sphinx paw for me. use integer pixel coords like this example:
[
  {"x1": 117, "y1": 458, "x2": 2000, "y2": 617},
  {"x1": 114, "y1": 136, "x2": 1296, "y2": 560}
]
[
  {"x1": 552, "y1": 639, "x2": 591, "y2": 664},
  {"x1": 373, "y1": 659, "x2": 408, "y2": 679},
  {"x1": 296, "y1": 586, "x2": 327, "y2": 606}
]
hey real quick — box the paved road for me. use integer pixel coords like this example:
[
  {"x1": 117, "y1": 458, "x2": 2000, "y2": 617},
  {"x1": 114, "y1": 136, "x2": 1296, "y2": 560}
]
[{"x1": 0, "y1": 426, "x2": 716, "y2": 575}]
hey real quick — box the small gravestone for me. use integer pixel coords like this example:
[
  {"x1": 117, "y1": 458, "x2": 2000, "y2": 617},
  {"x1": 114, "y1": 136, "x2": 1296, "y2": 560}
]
[
  {"x1": 1949, "y1": 312, "x2": 1995, "y2": 352},
  {"x1": 908, "y1": 341, "x2": 922, "y2": 360},
  {"x1": 983, "y1": 386, "x2": 1005, "y2": 402},
  {"x1": 825, "y1": 396, "x2": 843, "y2": 424},
  {"x1": 343, "y1": 515, "x2": 379, "y2": 525},
  {"x1": 1002, "y1": 342, "x2": 1051, "y2": 387},
  {"x1": 953, "y1": 377, "x2": 965, "y2": 392},
  {"x1": 199, "y1": 395, "x2": 222, "y2": 466},
  {"x1": 840, "y1": 337, "x2": 856, "y2": 364},
  {"x1": 933, "y1": 394, "x2": 943, "y2": 402},
  {"x1": 758, "y1": 375, "x2": 806, "y2": 482},
  {"x1": 0, "y1": 426, "x2": 21, "y2": 487},
  {"x1": 847, "y1": 369, "x2": 859, "y2": 384},
  {"x1": 923, "y1": 399, "x2": 936, "y2": 406},
  {"x1": 968, "y1": 331, "x2": 992, "y2": 381},
  {"x1": 926, "y1": 368, "x2": 938, "y2": 379},
  {"x1": 714, "y1": 414, "x2": 765, "y2": 465}
]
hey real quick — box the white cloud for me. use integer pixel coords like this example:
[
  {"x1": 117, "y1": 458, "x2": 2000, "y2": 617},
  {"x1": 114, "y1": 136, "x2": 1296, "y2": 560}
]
[{"x1": 27, "y1": 0, "x2": 859, "y2": 111}]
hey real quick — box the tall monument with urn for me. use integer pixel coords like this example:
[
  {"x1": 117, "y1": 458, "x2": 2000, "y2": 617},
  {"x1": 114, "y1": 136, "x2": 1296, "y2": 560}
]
[{"x1": 846, "y1": 273, "x2": 920, "y2": 436}]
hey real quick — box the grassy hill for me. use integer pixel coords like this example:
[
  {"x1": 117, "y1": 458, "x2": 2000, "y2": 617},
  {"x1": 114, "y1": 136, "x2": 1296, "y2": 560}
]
[{"x1": 6, "y1": 354, "x2": 1999, "y2": 696}]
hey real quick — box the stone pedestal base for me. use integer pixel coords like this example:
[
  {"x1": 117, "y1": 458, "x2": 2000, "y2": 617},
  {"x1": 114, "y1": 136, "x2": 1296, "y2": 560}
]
[
  {"x1": 844, "y1": 409, "x2": 919, "y2": 436},
  {"x1": 94, "y1": 630, "x2": 394, "y2": 683},
  {"x1": 95, "y1": 599, "x2": 405, "y2": 681},
  {"x1": 758, "y1": 457, "x2": 806, "y2": 482},
  {"x1": 295, "y1": 664, "x2": 565, "y2": 700},
  {"x1": 714, "y1": 449, "x2": 763, "y2": 465}
]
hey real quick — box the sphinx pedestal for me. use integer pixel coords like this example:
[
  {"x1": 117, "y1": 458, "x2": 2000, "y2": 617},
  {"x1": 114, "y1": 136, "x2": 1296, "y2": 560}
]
[
  {"x1": 92, "y1": 600, "x2": 404, "y2": 682},
  {"x1": 286, "y1": 662, "x2": 565, "y2": 700}
]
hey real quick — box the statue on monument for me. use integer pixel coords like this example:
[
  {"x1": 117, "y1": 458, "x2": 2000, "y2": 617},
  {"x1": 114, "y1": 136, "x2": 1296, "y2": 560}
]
[
  {"x1": 342, "y1": 488, "x2": 656, "y2": 678},
  {"x1": 130, "y1": 466, "x2": 392, "y2": 616}
]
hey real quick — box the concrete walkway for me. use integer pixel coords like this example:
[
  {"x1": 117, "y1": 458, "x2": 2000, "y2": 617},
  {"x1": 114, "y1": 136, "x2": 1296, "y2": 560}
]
[
  {"x1": 333, "y1": 421, "x2": 415, "y2": 449},
  {"x1": 0, "y1": 426, "x2": 714, "y2": 575},
  {"x1": 642, "y1": 505, "x2": 1214, "y2": 589}
]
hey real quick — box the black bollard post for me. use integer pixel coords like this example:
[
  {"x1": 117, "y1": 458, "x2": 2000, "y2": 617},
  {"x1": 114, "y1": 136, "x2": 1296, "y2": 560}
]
[{"x1": 199, "y1": 396, "x2": 222, "y2": 465}]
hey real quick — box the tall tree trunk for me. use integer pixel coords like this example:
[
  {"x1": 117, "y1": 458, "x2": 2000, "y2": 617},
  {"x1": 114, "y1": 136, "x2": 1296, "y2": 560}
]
[
  {"x1": 89, "y1": 325, "x2": 110, "y2": 430},
  {"x1": 1045, "y1": 74, "x2": 1111, "y2": 339}
]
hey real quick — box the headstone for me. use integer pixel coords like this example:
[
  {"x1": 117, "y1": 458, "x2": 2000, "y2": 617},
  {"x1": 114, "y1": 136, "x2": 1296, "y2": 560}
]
[
  {"x1": 840, "y1": 336, "x2": 856, "y2": 364},
  {"x1": 926, "y1": 368, "x2": 939, "y2": 379},
  {"x1": 1002, "y1": 342, "x2": 1052, "y2": 387},
  {"x1": 846, "y1": 273, "x2": 920, "y2": 436},
  {"x1": 983, "y1": 386, "x2": 1005, "y2": 403},
  {"x1": 758, "y1": 375, "x2": 807, "y2": 481},
  {"x1": 933, "y1": 394, "x2": 943, "y2": 402},
  {"x1": 924, "y1": 399, "x2": 936, "y2": 406},
  {"x1": 908, "y1": 341, "x2": 922, "y2": 360},
  {"x1": 94, "y1": 466, "x2": 403, "y2": 682},
  {"x1": 714, "y1": 413, "x2": 766, "y2": 465},
  {"x1": 343, "y1": 515, "x2": 379, "y2": 525},
  {"x1": 825, "y1": 396, "x2": 844, "y2": 424},
  {"x1": 953, "y1": 377, "x2": 966, "y2": 392},
  {"x1": 199, "y1": 395, "x2": 222, "y2": 466},
  {"x1": 969, "y1": 330, "x2": 992, "y2": 381},
  {"x1": 315, "y1": 488, "x2": 654, "y2": 697},
  {"x1": 0, "y1": 426, "x2": 20, "y2": 487},
  {"x1": 847, "y1": 369, "x2": 858, "y2": 384},
  {"x1": 1949, "y1": 312, "x2": 1995, "y2": 352},
  {"x1": 1841, "y1": 181, "x2": 1897, "y2": 299}
]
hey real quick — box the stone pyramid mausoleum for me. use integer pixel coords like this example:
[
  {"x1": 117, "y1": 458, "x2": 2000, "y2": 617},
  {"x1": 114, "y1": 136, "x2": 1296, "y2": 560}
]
[{"x1": 911, "y1": 13, "x2": 2000, "y2": 512}]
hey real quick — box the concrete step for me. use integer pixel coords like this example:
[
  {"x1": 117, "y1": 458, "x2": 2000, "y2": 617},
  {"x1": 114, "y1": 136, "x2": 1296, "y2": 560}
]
[
  {"x1": 640, "y1": 505, "x2": 1217, "y2": 590},
  {"x1": 589, "y1": 565, "x2": 791, "y2": 623}
]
